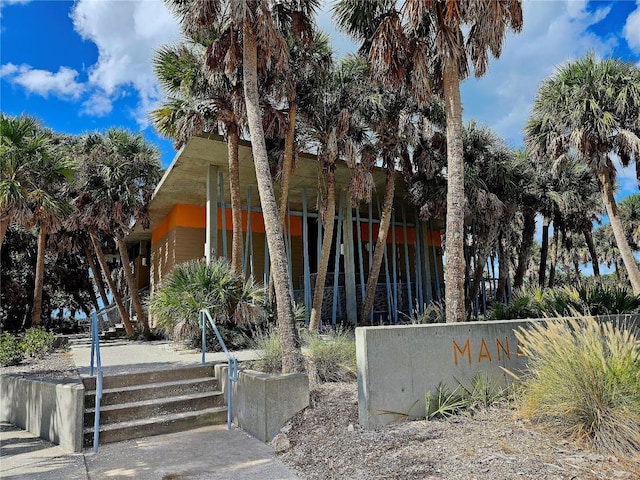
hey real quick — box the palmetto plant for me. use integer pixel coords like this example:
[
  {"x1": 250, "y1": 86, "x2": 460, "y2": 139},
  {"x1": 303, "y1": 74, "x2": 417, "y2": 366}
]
[{"x1": 148, "y1": 258, "x2": 267, "y2": 342}]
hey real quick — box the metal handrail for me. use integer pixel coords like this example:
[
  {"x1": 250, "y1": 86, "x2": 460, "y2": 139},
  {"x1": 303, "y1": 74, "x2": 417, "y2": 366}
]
[
  {"x1": 199, "y1": 308, "x2": 239, "y2": 430},
  {"x1": 89, "y1": 311, "x2": 103, "y2": 453}
]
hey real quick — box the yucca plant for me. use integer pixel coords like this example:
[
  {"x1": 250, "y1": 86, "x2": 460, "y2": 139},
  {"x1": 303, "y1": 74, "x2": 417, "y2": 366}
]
[
  {"x1": 148, "y1": 258, "x2": 267, "y2": 343},
  {"x1": 514, "y1": 316, "x2": 640, "y2": 456}
]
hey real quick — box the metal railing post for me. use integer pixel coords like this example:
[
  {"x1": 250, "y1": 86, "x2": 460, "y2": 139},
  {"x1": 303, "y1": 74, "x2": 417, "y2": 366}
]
[
  {"x1": 90, "y1": 311, "x2": 103, "y2": 453},
  {"x1": 199, "y1": 308, "x2": 238, "y2": 430}
]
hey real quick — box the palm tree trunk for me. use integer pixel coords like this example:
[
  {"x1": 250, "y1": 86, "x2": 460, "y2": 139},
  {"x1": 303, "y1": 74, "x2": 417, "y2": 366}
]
[
  {"x1": 443, "y1": 61, "x2": 466, "y2": 323},
  {"x1": 90, "y1": 231, "x2": 134, "y2": 336},
  {"x1": 31, "y1": 227, "x2": 47, "y2": 327},
  {"x1": 496, "y1": 235, "x2": 508, "y2": 303},
  {"x1": 547, "y1": 231, "x2": 558, "y2": 288},
  {"x1": 469, "y1": 251, "x2": 489, "y2": 303},
  {"x1": 309, "y1": 164, "x2": 335, "y2": 330},
  {"x1": 87, "y1": 278, "x2": 100, "y2": 312},
  {"x1": 360, "y1": 170, "x2": 395, "y2": 325},
  {"x1": 268, "y1": 100, "x2": 298, "y2": 301},
  {"x1": 84, "y1": 244, "x2": 109, "y2": 306},
  {"x1": 117, "y1": 237, "x2": 149, "y2": 337},
  {"x1": 598, "y1": 170, "x2": 640, "y2": 294},
  {"x1": 0, "y1": 215, "x2": 12, "y2": 249},
  {"x1": 279, "y1": 101, "x2": 297, "y2": 223},
  {"x1": 243, "y1": 22, "x2": 304, "y2": 373},
  {"x1": 227, "y1": 125, "x2": 243, "y2": 276},
  {"x1": 514, "y1": 209, "x2": 536, "y2": 289},
  {"x1": 539, "y1": 217, "x2": 550, "y2": 287},
  {"x1": 582, "y1": 227, "x2": 600, "y2": 279}
]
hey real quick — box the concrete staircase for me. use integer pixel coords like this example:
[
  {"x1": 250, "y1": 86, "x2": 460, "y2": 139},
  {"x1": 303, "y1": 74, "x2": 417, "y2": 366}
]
[{"x1": 82, "y1": 365, "x2": 227, "y2": 447}]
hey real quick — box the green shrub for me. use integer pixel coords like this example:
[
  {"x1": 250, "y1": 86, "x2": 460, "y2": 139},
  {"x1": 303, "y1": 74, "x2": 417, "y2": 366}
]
[
  {"x1": 21, "y1": 327, "x2": 56, "y2": 358},
  {"x1": 249, "y1": 326, "x2": 282, "y2": 374},
  {"x1": 513, "y1": 316, "x2": 640, "y2": 456},
  {"x1": 490, "y1": 284, "x2": 640, "y2": 319},
  {"x1": 304, "y1": 328, "x2": 356, "y2": 383},
  {"x1": 148, "y1": 259, "x2": 267, "y2": 345},
  {"x1": 0, "y1": 333, "x2": 24, "y2": 366}
]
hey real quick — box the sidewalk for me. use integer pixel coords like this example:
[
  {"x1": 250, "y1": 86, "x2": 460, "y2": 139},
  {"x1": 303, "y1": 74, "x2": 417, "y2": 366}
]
[{"x1": 0, "y1": 338, "x2": 299, "y2": 480}]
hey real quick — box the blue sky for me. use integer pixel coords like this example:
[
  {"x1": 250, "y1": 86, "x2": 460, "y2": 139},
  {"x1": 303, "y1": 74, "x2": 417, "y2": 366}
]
[{"x1": 1, "y1": 0, "x2": 639, "y2": 198}]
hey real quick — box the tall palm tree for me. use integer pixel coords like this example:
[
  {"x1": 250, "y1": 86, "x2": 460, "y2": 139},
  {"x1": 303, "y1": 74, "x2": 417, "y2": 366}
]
[
  {"x1": 335, "y1": 0, "x2": 523, "y2": 322},
  {"x1": 29, "y1": 135, "x2": 74, "y2": 327},
  {"x1": 297, "y1": 56, "x2": 368, "y2": 329},
  {"x1": 355, "y1": 81, "x2": 439, "y2": 324},
  {"x1": 76, "y1": 130, "x2": 162, "y2": 337},
  {"x1": 0, "y1": 115, "x2": 74, "y2": 325},
  {"x1": 526, "y1": 54, "x2": 640, "y2": 294},
  {"x1": 165, "y1": 0, "x2": 316, "y2": 373},
  {"x1": 0, "y1": 114, "x2": 54, "y2": 247},
  {"x1": 152, "y1": 34, "x2": 250, "y2": 275}
]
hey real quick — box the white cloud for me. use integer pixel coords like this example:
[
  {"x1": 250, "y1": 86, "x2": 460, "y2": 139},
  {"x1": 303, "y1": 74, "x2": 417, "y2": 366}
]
[
  {"x1": 623, "y1": 1, "x2": 640, "y2": 52},
  {"x1": 70, "y1": 0, "x2": 181, "y2": 127},
  {"x1": 81, "y1": 93, "x2": 113, "y2": 116},
  {"x1": 460, "y1": 0, "x2": 616, "y2": 146},
  {"x1": 0, "y1": 62, "x2": 85, "y2": 99}
]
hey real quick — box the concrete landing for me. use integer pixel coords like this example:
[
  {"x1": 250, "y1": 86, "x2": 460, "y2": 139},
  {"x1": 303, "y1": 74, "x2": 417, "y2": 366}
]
[{"x1": 1, "y1": 421, "x2": 299, "y2": 480}]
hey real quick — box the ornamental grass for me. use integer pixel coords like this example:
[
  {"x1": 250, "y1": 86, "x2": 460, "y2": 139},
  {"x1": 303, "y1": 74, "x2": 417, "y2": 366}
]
[{"x1": 514, "y1": 316, "x2": 640, "y2": 456}]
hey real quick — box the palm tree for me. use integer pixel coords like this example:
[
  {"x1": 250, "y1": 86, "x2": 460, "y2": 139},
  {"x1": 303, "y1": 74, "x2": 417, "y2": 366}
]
[
  {"x1": 0, "y1": 115, "x2": 53, "y2": 247},
  {"x1": 29, "y1": 135, "x2": 74, "y2": 327},
  {"x1": 152, "y1": 38, "x2": 246, "y2": 275},
  {"x1": 76, "y1": 130, "x2": 162, "y2": 337},
  {"x1": 526, "y1": 54, "x2": 640, "y2": 294},
  {"x1": 335, "y1": 0, "x2": 523, "y2": 322},
  {"x1": 165, "y1": 0, "x2": 315, "y2": 373},
  {"x1": 0, "y1": 115, "x2": 74, "y2": 325},
  {"x1": 297, "y1": 56, "x2": 368, "y2": 329},
  {"x1": 355, "y1": 82, "x2": 439, "y2": 324}
]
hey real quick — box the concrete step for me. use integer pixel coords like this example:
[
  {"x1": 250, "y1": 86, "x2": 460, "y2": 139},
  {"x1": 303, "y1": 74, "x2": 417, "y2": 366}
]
[
  {"x1": 82, "y1": 365, "x2": 217, "y2": 390},
  {"x1": 83, "y1": 406, "x2": 228, "y2": 446},
  {"x1": 84, "y1": 377, "x2": 218, "y2": 408},
  {"x1": 84, "y1": 390, "x2": 225, "y2": 426}
]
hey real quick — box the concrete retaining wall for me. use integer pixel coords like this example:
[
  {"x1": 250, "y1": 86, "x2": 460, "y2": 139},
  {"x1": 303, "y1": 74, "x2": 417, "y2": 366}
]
[
  {"x1": 357, "y1": 314, "x2": 640, "y2": 429},
  {"x1": 0, "y1": 374, "x2": 84, "y2": 452},
  {"x1": 217, "y1": 365, "x2": 309, "y2": 442}
]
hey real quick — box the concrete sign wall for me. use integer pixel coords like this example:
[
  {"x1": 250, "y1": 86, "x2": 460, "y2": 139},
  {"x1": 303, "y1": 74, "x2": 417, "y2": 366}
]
[{"x1": 356, "y1": 315, "x2": 640, "y2": 429}]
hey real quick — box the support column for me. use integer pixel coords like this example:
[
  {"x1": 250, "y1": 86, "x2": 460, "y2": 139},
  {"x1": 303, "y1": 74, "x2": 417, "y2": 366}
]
[
  {"x1": 343, "y1": 193, "x2": 357, "y2": 325},
  {"x1": 206, "y1": 164, "x2": 219, "y2": 265}
]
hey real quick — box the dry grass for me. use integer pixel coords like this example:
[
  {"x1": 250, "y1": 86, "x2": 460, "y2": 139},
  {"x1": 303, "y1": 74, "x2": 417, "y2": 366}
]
[{"x1": 514, "y1": 316, "x2": 640, "y2": 456}]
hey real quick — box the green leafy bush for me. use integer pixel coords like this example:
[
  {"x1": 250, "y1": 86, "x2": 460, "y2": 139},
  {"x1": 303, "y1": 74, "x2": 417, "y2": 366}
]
[
  {"x1": 21, "y1": 327, "x2": 56, "y2": 358},
  {"x1": 0, "y1": 333, "x2": 24, "y2": 366},
  {"x1": 304, "y1": 328, "x2": 356, "y2": 383},
  {"x1": 490, "y1": 284, "x2": 640, "y2": 319},
  {"x1": 513, "y1": 316, "x2": 640, "y2": 456}
]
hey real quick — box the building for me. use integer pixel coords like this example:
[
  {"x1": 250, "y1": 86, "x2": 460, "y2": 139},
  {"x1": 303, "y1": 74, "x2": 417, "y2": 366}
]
[{"x1": 128, "y1": 134, "x2": 444, "y2": 326}]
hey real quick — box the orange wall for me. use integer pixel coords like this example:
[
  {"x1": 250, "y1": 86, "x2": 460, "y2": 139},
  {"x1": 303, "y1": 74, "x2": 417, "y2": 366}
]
[{"x1": 152, "y1": 204, "x2": 302, "y2": 244}]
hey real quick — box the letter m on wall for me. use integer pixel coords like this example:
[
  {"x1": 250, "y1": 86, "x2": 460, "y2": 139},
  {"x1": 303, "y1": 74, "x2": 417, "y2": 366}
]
[{"x1": 453, "y1": 340, "x2": 471, "y2": 365}]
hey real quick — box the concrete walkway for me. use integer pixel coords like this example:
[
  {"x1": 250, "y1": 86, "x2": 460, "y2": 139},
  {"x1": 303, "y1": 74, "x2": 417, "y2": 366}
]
[{"x1": 0, "y1": 338, "x2": 299, "y2": 480}]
